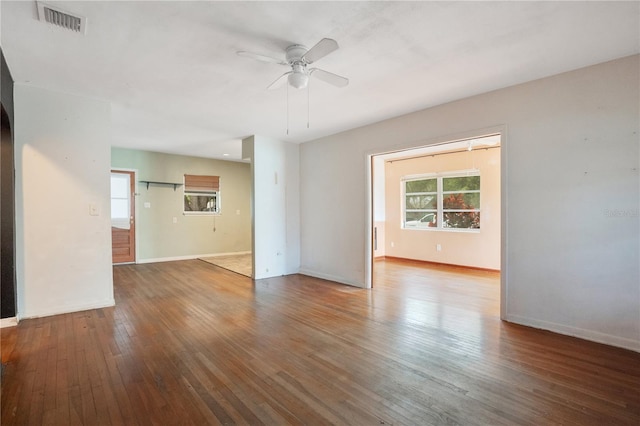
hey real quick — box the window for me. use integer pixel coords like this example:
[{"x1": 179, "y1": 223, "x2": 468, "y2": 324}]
[
  {"x1": 184, "y1": 174, "x2": 220, "y2": 214},
  {"x1": 110, "y1": 172, "x2": 132, "y2": 230},
  {"x1": 405, "y1": 178, "x2": 438, "y2": 228},
  {"x1": 403, "y1": 171, "x2": 480, "y2": 230}
]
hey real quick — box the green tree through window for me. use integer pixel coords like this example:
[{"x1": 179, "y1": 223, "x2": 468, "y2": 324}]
[{"x1": 404, "y1": 173, "x2": 480, "y2": 230}]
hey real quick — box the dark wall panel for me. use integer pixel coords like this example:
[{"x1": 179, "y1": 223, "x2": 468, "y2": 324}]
[{"x1": 1, "y1": 48, "x2": 16, "y2": 319}]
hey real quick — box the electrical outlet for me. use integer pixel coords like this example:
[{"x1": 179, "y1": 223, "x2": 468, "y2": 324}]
[
  {"x1": 391, "y1": 242, "x2": 395, "y2": 248},
  {"x1": 436, "y1": 244, "x2": 442, "y2": 252}
]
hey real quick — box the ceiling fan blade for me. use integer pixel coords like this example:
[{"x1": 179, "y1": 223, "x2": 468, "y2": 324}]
[
  {"x1": 302, "y1": 38, "x2": 339, "y2": 64},
  {"x1": 237, "y1": 51, "x2": 287, "y2": 66},
  {"x1": 310, "y1": 68, "x2": 349, "y2": 88},
  {"x1": 267, "y1": 72, "x2": 291, "y2": 90}
]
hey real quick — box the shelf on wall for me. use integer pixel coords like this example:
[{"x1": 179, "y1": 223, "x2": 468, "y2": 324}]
[{"x1": 139, "y1": 180, "x2": 183, "y2": 191}]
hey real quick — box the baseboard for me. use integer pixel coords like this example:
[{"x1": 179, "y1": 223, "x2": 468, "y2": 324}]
[
  {"x1": 0, "y1": 317, "x2": 18, "y2": 328},
  {"x1": 383, "y1": 256, "x2": 500, "y2": 273},
  {"x1": 298, "y1": 268, "x2": 365, "y2": 288},
  {"x1": 137, "y1": 251, "x2": 251, "y2": 264},
  {"x1": 20, "y1": 298, "x2": 116, "y2": 320},
  {"x1": 505, "y1": 314, "x2": 640, "y2": 353}
]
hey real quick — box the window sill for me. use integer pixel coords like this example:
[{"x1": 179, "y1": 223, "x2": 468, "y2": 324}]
[
  {"x1": 402, "y1": 227, "x2": 480, "y2": 233},
  {"x1": 183, "y1": 212, "x2": 221, "y2": 216}
]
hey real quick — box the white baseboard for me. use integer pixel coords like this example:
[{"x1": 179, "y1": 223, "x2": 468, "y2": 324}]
[
  {"x1": 137, "y1": 251, "x2": 251, "y2": 264},
  {"x1": 505, "y1": 314, "x2": 640, "y2": 353},
  {"x1": 0, "y1": 317, "x2": 18, "y2": 328},
  {"x1": 298, "y1": 268, "x2": 365, "y2": 288},
  {"x1": 20, "y1": 298, "x2": 115, "y2": 320}
]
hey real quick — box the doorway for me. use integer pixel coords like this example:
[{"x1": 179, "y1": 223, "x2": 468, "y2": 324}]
[
  {"x1": 111, "y1": 170, "x2": 136, "y2": 264},
  {"x1": 369, "y1": 133, "x2": 502, "y2": 303}
]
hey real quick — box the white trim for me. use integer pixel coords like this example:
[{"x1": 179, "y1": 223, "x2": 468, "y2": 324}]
[
  {"x1": 137, "y1": 251, "x2": 251, "y2": 264},
  {"x1": 505, "y1": 314, "x2": 640, "y2": 353},
  {"x1": 0, "y1": 317, "x2": 18, "y2": 328},
  {"x1": 20, "y1": 298, "x2": 115, "y2": 320},
  {"x1": 364, "y1": 154, "x2": 373, "y2": 288},
  {"x1": 183, "y1": 212, "x2": 221, "y2": 216},
  {"x1": 298, "y1": 268, "x2": 365, "y2": 288},
  {"x1": 500, "y1": 127, "x2": 508, "y2": 321},
  {"x1": 402, "y1": 169, "x2": 480, "y2": 181}
]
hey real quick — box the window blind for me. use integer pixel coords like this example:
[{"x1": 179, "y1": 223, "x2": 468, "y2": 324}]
[{"x1": 184, "y1": 175, "x2": 219, "y2": 192}]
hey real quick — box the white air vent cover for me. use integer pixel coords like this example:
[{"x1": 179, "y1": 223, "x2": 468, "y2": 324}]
[{"x1": 37, "y1": 2, "x2": 86, "y2": 34}]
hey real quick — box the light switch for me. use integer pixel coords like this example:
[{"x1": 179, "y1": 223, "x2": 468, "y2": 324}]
[
  {"x1": 89, "y1": 203, "x2": 99, "y2": 216},
  {"x1": 236, "y1": 209, "x2": 240, "y2": 215},
  {"x1": 144, "y1": 202, "x2": 151, "y2": 208},
  {"x1": 172, "y1": 217, "x2": 177, "y2": 224}
]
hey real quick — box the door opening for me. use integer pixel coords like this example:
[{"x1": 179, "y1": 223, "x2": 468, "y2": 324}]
[
  {"x1": 111, "y1": 170, "x2": 136, "y2": 264},
  {"x1": 369, "y1": 133, "x2": 502, "y2": 309}
]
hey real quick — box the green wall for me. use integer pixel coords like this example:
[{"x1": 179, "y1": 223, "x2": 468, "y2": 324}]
[{"x1": 111, "y1": 148, "x2": 251, "y2": 261}]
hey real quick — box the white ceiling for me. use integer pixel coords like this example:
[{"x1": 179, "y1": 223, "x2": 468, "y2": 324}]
[{"x1": 1, "y1": 1, "x2": 638, "y2": 161}]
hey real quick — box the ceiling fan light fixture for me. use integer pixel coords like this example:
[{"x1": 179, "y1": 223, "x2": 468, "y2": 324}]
[
  {"x1": 238, "y1": 38, "x2": 348, "y2": 91},
  {"x1": 288, "y1": 71, "x2": 309, "y2": 89}
]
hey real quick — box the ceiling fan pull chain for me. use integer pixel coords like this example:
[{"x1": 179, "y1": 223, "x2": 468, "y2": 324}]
[
  {"x1": 286, "y1": 82, "x2": 290, "y2": 135},
  {"x1": 307, "y1": 79, "x2": 310, "y2": 129}
]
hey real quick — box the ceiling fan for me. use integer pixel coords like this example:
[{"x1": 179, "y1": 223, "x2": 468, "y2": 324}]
[{"x1": 237, "y1": 38, "x2": 349, "y2": 90}]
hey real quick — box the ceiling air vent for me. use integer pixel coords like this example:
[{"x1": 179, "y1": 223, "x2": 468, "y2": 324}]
[{"x1": 37, "y1": 2, "x2": 86, "y2": 34}]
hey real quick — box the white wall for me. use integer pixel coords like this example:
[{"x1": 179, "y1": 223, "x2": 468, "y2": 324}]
[
  {"x1": 111, "y1": 148, "x2": 251, "y2": 262},
  {"x1": 300, "y1": 55, "x2": 640, "y2": 351},
  {"x1": 284, "y1": 139, "x2": 301, "y2": 274},
  {"x1": 14, "y1": 84, "x2": 114, "y2": 318},
  {"x1": 243, "y1": 135, "x2": 300, "y2": 279}
]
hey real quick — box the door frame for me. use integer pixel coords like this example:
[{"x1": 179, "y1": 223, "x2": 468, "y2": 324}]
[
  {"x1": 365, "y1": 126, "x2": 507, "y2": 320},
  {"x1": 111, "y1": 168, "x2": 138, "y2": 264}
]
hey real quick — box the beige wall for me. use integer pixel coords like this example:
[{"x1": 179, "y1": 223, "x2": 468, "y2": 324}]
[
  {"x1": 111, "y1": 148, "x2": 251, "y2": 261},
  {"x1": 384, "y1": 147, "x2": 500, "y2": 269},
  {"x1": 373, "y1": 221, "x2": 385, "y2": 258}
]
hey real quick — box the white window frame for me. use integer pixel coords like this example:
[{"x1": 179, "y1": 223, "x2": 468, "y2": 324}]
[
  {"x1": 402, "y1": 169, "x2": 480, "y2": 232},
  {"x1": 183, "y1": 175, "x2": 221, "y2": 215},
  {"x1": 183, "y1": 190, "x2": 220, "y2": 215}
]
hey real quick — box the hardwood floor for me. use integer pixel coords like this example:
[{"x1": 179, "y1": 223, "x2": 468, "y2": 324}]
[{"x1": 2, "y1": 259, "x2": 639, "y2": 425}]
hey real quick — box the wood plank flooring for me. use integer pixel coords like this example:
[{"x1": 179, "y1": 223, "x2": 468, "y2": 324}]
[{"x1": 2, "y1": 258, "x2": 639, "y2": 425}]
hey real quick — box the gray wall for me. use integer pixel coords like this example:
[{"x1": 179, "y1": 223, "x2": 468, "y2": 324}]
[
  {"x1": 111, "y1": 148, "x2": 251, "y2": 261},
  {"x1": 299, "y1": 55, "x2": 639, "y2": 351}
]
